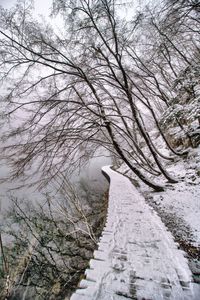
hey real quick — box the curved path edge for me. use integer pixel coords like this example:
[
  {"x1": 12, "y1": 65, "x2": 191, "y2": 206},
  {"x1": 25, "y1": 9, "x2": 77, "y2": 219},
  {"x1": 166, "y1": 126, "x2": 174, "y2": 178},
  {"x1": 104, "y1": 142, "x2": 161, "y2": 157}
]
[{"x1": 70, "y1": 166, "x2": 200, "y2": 300}]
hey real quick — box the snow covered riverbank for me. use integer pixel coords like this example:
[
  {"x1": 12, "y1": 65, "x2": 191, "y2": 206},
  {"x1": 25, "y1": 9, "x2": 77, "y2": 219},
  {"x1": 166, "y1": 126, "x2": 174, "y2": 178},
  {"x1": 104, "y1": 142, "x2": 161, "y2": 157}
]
[{"x1": 70, "y1": 166, "x2": 200, "y2": 300}]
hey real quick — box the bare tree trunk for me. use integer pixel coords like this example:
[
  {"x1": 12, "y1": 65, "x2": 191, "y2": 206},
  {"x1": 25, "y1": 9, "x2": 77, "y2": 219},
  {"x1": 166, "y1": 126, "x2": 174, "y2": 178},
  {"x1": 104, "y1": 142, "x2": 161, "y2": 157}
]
[{"x1": 105, "y1": 121, "x2": 164, "y2": 191}]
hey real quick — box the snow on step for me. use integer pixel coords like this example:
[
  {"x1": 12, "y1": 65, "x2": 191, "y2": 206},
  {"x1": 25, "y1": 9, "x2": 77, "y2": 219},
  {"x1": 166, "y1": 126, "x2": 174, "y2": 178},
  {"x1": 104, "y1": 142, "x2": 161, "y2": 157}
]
[{"x1": 70, "y1": 166, "x2": 200, "y2": 300}]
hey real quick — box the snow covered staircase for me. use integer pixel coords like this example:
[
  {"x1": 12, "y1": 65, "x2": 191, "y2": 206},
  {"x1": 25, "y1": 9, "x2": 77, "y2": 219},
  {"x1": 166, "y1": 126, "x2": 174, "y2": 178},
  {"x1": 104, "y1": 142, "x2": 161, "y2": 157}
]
[{"x1": 70, "y1": 166, "x2": 200, "y2": 300}]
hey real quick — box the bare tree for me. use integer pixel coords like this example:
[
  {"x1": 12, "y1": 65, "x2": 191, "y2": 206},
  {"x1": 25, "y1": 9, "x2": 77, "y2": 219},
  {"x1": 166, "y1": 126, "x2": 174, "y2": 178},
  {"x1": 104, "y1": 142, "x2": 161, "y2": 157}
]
[
  {"x1": 0, "y1": 0, "x2": 199, "y2": 193},
  {"x1": 0, "y1": 0, "x2": 183, "y2": 192},
  {"x1": 123, "y1": 0, "x2": 199, "y2": 150}
]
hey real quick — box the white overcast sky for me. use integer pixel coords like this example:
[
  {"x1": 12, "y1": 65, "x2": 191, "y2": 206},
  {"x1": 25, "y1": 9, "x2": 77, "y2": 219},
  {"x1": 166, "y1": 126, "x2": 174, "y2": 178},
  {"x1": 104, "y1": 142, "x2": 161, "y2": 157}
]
[
  {"x1": 0, "y1": 0, "x2": 56, "y2": 22},
  {"x1": 0, "y1": 0, "x2": 53, "y2": 16},
  {"x1": 0, "y1": 0, "x2": 65, "y2": 34},
  {"x1": 0, "y1": 0, "x2": 148, "y2": 22}
]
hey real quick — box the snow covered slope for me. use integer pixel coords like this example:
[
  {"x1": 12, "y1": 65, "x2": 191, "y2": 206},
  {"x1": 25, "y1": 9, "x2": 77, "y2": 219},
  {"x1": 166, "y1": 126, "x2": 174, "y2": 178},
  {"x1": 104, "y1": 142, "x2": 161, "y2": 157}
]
[{"x1": 70, "y1": 166, "x2": 200, "y2": 300}]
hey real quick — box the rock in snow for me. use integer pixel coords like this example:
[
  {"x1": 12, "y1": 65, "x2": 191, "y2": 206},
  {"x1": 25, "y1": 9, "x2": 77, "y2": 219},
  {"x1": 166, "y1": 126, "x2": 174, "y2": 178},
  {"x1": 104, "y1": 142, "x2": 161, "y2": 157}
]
[{"x1": 70, "y1": 166, "x2": 200, "y2": 300}]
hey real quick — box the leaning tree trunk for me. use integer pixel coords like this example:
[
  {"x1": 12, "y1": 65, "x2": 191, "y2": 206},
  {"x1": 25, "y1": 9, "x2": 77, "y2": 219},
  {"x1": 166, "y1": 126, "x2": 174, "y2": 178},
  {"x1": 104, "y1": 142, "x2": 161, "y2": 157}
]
[
  {"x1": 127, "y1": 96, "x2": 177, "y2": 183},
  {"x1": 105, "y1": 121, "x2": 164, "y2": 191}
]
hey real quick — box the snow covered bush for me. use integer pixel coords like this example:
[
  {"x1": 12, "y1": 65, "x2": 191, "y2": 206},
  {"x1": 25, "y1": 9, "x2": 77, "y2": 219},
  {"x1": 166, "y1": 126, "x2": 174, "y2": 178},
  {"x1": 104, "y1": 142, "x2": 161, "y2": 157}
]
[{"x1": 160, "y1": 64, "x2": 200, "y2": 148}]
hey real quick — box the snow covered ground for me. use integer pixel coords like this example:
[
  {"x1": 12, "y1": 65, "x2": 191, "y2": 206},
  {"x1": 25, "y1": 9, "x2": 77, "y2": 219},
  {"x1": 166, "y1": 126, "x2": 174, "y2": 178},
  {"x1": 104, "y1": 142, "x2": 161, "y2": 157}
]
[
  {"x1": 143, "y1": 147, "x2": 200, "y2": 287},
  {"x1": 70, "y1": 166, "x2": 200, "y2": 300},
  {"x1": 146, "y1": 148, "x2": 200, "y2": 246}
]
